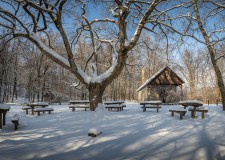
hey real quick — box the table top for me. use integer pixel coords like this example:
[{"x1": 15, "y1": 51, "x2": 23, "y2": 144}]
[
  {"x1": 70, "y1": 104, "x2": 90, "y2": 107},
  {"x1": 27, "y1": 102, "x2": 49, "y2": 107},
  {"x1": 104, "y1": 104, "x2": 123, "y2": 107},
  {"x1": 70, "y1": 100, "x2": 89, "y2": 104},
  {"x1": 0, "y1": 104, "x2": 11, "y2": 110},
  {"x1": 104, "y1": 101, "x2": 125, "y2": 105},
  {"x1": 140, "y1": 101, "x2": 162, "y2": 105},
  {"x1": 179, "y1": 100, "x2": 203, "y2": 106}
]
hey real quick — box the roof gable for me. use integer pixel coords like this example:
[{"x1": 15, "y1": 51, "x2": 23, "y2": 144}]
[{"x1": 137, "y1": 66, "x2": 184, "y2": 92}]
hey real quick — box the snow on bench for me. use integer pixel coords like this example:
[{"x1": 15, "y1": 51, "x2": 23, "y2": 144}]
[
  {"x1": 22, "y1": 106, "x2": 32, "y2": 114},
  {"x1": 169, "y1": 109, "x2": 187, "y2": 120},
  {"x1": 11, "y1": 114, "x2": 20, "y2": 130}
]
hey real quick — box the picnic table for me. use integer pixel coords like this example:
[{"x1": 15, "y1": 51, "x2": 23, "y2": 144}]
[
  {"x1": 179, "y1": 100, "x2": 203, "y2": 118},
  {"x1": 27, "y1": 102, "x2": 49, "y2": 115},
  {"x1": 69, "y1": 100, "x2": 89, "y2": 105},
  {"x1": 104, "y1": 101, "x2": 126, "y2": 111},
  {"x1": 140, "y1": 101, "x2": 162, "y2": 112},
  {"x1": 69, "y1": 104, "x2": 90, "y2": 111},
  {"x1": 0, "y1": 104, "x2": 10, "y2": 129}
]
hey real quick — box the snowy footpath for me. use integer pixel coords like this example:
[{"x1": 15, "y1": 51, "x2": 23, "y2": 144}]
[{"x1": 0, "y1": 102, "x2": 225, "y2": 160}]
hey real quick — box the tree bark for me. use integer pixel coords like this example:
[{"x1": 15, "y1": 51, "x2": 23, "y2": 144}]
[
  {"x1": 88, "y1": 83, "x2": 105, "y2": 111},
  {"x1": 193, "y1": 0, "x2": 225, "y2": 110}
]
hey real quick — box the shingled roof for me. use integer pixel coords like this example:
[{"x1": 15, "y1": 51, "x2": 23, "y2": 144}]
[{"x1": 136, "y1": 66, "x2": 184, "y2": 92}]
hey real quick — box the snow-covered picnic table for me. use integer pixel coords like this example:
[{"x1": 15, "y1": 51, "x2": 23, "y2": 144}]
[
  {"x1": 104, "y1": 104, "x2": 124, "y2": 111},
  {"x1": 69, "y1": 104, "x2": 90, "y2": 111},
  {"x1": 104, "y1": 101, "x2": 126, "y2": 111},
  {"x1": 0, "y1": 104, "x2": 10, "y2": 129},
  {"x1": 139, "y1": 101, "x2": 162, "y2": 112},
  {"x1": 26, "y1": 102, "x2": 49, "y2": 115}
]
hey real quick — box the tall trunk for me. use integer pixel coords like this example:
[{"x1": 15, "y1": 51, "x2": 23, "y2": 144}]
[
  {"x1": 189, "y1": 74, "x2": 196, "y2": 99},
  {"x1": 211, "y1": 60, "x2": 225, "y2": 110},
  {"x1": 193, "y1": 0, "x2": 225, "y2": 110},
  {"x1": 88, "y1": 83, "x2": 105, "y2": 111}
]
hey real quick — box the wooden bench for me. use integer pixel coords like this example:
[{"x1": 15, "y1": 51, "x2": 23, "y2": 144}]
[
  {"x1": 22, "y1": 106, "x2": 31, "y2": 114},
  {"x1": 121, "y1": 104, "x2": 126, "y2": 110},
  {"x1": 34, "y1": 108, "x2": 54, "y2": 116},
  {"x1": 188, "y1": 107, "x2": 208, "y2": 119},
  {"x1": 105, "y1": 105, "x2": 123, "y2": 111},
  {"x1": 169, "y1": 109, "x2": 187, "y2": 120},
  {"x1": 195, "y1": 109, "x2": 208, "y2": 119},
  {"x1": 69, "y1": 105, "x2": 90, "y2": 111},
  {"x1": 142, "y1": 106, "x2": 162, "y2": 112},
  {"x1": 11, "y1": 114, "x2": 20, "y2": 130}
]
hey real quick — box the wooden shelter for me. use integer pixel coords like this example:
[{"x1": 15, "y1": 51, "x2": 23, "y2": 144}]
[
  {"x1": 137, "y1": 66, "x2": 185, "y2": 102},
  {"x1": 43, "y1": 90, "x2": 55, "y2": 101}
]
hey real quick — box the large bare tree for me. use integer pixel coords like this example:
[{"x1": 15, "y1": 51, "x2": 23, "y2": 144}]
[
  {"x1": 191, "y1": 0, "x2": 225, "y2": 110},
  {"x1": 0, "y1": 0, "x2": 191, "y2": 110}
]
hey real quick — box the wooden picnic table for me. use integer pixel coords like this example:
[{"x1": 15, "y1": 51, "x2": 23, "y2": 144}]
[
  {"x1": 27, "y1": 102, "x2": 49, "y2": 115},
  {"x1": 179, "y1": 100, "x2": 203, "y2": 118},
  {"x1": 0, "y1": 104, "x2": 10, "y2": 129},
  {"x1": 69, "y1": 100, "x2": 89, "y2": 105},
  {"x1": 140, "y1": 101, "x2": 162, "y2": 112},
  {"x1": 104, "y1": 101, "x2": 126, "y2": 111},
  {"x1": 69, "y1": 104, "x2": 90, "y2": 111}
]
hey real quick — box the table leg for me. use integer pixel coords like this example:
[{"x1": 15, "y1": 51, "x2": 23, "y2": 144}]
[
  {"x1": 143, "y1": 105, "x2": 146, "y2": 112},
  {"x1": 180, "y1": 113, "x2": 183, "y2": 120},
  {"x1": 25, "y1": 109, "x2": 28, "y2": 114},
  {"x1": 156, "y1": 105, "x2": 159, "y2": 112},
  {"x1": 171, "y1": 111, "x2": 174, "y2": 116},
  {"x1": 192, "y1": 108, "x2": 196, "y2": 118},
  {"x1": 3, "y1": 111, "x2": 7, "y2": 125},
  {"x1": 0, "y1": 113, "x2": 2, "y2": 129},
  {"x1": 31, "y1": 107, "x2": 35, "y2": 115}
]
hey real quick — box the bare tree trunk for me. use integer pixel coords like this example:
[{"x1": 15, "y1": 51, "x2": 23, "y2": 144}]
[
  {"x1": 193, "y1": 0, "x2": 225, "y2": 110},
  {"x1": 88, "y1": 83, "x2": 104, "y2": 111},
  {"x1": 11, "y1": 76, "x2": 17, "y2": 103},
  {"x1": 189, "y1": 74, "x2": 196, "y2": 99}
]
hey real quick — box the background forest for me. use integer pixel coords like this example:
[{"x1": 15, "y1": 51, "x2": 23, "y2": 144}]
[
  {"x1": 1, "y1": 33, "x2": 224, "y2": 104},
  {"x1": 1, "y1": 1, "x2": 225, "y2": 105}
]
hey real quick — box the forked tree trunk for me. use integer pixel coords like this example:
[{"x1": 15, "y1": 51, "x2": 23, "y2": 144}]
[{"x1": 88, "y1": 83, "x2": 105, "y2": 111}]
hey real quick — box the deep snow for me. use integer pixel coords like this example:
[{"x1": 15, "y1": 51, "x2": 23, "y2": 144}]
[{"x1": 0, "y1": 101, "x2": 225, "y2": 160}]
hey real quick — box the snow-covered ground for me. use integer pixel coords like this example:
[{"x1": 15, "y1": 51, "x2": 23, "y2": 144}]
[{"x1": 0, "y1": 102, "x2": 225, "y2": 160}]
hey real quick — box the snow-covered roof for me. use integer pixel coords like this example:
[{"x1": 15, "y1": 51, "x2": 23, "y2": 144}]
[{"x1": 136, "y1": 66, "x2": 184, "y2": 92}]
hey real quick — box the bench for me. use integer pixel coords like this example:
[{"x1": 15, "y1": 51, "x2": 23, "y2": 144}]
[
  {"x1": 188, "y1": 107, "x2": 208, "y2": 119},
  {"x1": 121, "y1": 104, "x2": 126, "y2": 110},
  {"x1": 69, "y1": 105, "x2": 90, "y2": 111},
  {"x1": 22, "y1": 106, "x2": 32, "y2": 114},
  {"x1": 195, "y1": 109, "x2": 208, "y2": 119},
  {"x1": 11, "y1": 114, "x2": 20, "y2": 130},
  {"x1": 34, "y1": 108, "x2": 54, "y2": 116},
  {"x1": 105, "y1": 106, "x2": 123, "y2": 111},
  {"x1": 169, "y1": 109, "x2": 187, "y2": 120},
  {"x1": 142, "y1": 106, "x2": 162, "y2": 112}
]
